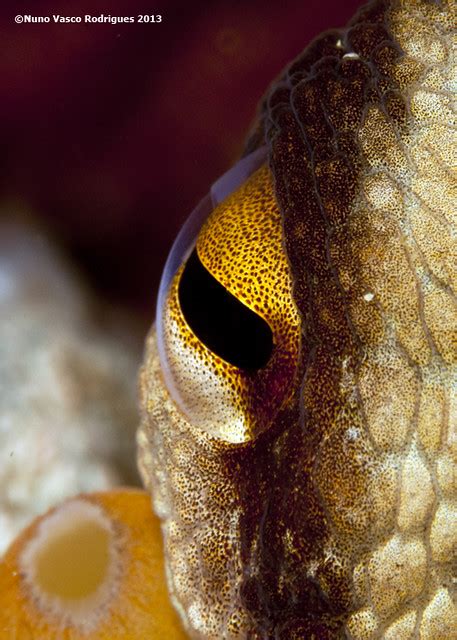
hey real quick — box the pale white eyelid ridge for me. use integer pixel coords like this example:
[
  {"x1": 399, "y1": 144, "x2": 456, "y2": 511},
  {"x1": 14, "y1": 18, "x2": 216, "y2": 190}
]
[{"x1": 156, "y1": 146, "x2": 267, "y2": 401}]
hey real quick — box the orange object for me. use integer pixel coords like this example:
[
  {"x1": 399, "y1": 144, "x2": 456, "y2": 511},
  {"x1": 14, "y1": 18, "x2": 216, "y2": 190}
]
[{"x1": 0, "y1": 489, "x2": 187, "y2": 639}]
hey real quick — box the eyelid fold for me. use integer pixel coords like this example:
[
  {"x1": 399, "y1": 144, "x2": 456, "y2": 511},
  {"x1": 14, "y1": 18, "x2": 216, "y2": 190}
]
[{"x1": 156, "y1": 146, "x2": 267, "y2": 387}]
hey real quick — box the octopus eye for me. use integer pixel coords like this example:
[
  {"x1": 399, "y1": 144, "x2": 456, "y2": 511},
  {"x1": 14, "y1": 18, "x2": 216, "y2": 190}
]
[
  {"x1": 155, "y1": 149, "x2": 300, "y2": 443},
  {"x1": 178, "y1": 248, "x2": 274, "y2": 370}
]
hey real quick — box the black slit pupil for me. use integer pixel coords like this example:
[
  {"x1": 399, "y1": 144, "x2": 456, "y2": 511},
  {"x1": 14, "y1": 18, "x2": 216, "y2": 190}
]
[{"x1": 178, "y1": 249, "x2": 273, "y2": 370}]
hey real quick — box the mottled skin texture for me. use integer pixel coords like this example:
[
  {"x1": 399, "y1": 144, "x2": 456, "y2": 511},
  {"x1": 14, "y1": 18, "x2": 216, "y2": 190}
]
[{"x1": 138, "y1": 0, "x2": 456, "y2": 638}]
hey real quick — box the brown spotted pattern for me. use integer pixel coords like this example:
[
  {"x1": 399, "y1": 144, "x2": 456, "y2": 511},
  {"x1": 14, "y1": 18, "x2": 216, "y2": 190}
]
[{"x1": 138, "y1": 0, "x2": 456, "y2": 637}]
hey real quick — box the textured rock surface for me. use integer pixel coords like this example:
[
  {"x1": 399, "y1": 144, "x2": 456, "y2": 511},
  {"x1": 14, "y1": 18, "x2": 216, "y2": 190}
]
[{"x1": 0, "y1": 219, "x2": 140, "y2": 554}]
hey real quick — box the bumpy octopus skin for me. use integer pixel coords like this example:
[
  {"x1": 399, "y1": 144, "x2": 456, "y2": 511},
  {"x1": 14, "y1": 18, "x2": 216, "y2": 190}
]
[{"x1": 138, "y1": 0, "x2": 456, "y2": 638}]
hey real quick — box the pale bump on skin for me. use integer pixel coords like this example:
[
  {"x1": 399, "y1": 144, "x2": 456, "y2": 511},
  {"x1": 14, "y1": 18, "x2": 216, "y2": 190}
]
[
  {"x1": 139, "y1": 0, "x2": 456, "y2": 637},
  {"x1": 0, "y1": 490, "x2": 187, "y2": 639},
  {"x1": 382, "y1": 610, "x2": 417, "y2": 640}
]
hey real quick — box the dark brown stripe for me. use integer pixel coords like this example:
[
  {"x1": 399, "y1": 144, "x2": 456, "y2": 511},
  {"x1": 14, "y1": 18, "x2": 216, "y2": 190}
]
[{"x1": 233, "y1": 1, "x2": 408, "y2": 636}]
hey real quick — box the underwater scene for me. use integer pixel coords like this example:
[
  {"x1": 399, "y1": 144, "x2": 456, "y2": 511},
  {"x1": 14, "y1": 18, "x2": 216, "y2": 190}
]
[{"x1": 0, "y1": 0, "x2": 455, "y2": 638}]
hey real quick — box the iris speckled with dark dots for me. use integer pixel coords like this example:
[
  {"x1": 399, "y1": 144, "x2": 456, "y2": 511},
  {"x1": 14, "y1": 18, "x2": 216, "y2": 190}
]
[{"x1": 161, "y1": 165, "x2": 300, "y2": 444}]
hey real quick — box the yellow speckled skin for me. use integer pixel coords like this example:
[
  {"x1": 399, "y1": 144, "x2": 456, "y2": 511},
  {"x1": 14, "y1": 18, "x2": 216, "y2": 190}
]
[
  {"x1": 160, "y1": 165, "x2": 300, "y2": 444},
  {"x1": 138, "y1": 0, "x2": 456, "y2": 638}
]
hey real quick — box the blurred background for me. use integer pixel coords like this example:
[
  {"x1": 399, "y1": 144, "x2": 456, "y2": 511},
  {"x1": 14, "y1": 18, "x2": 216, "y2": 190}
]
[
  {"x1": 0, "y1": 0, "x2": 362, "y2": 321},
  {"x1": 0, "y1": 0, "x2": 364, "y2": 552}
]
